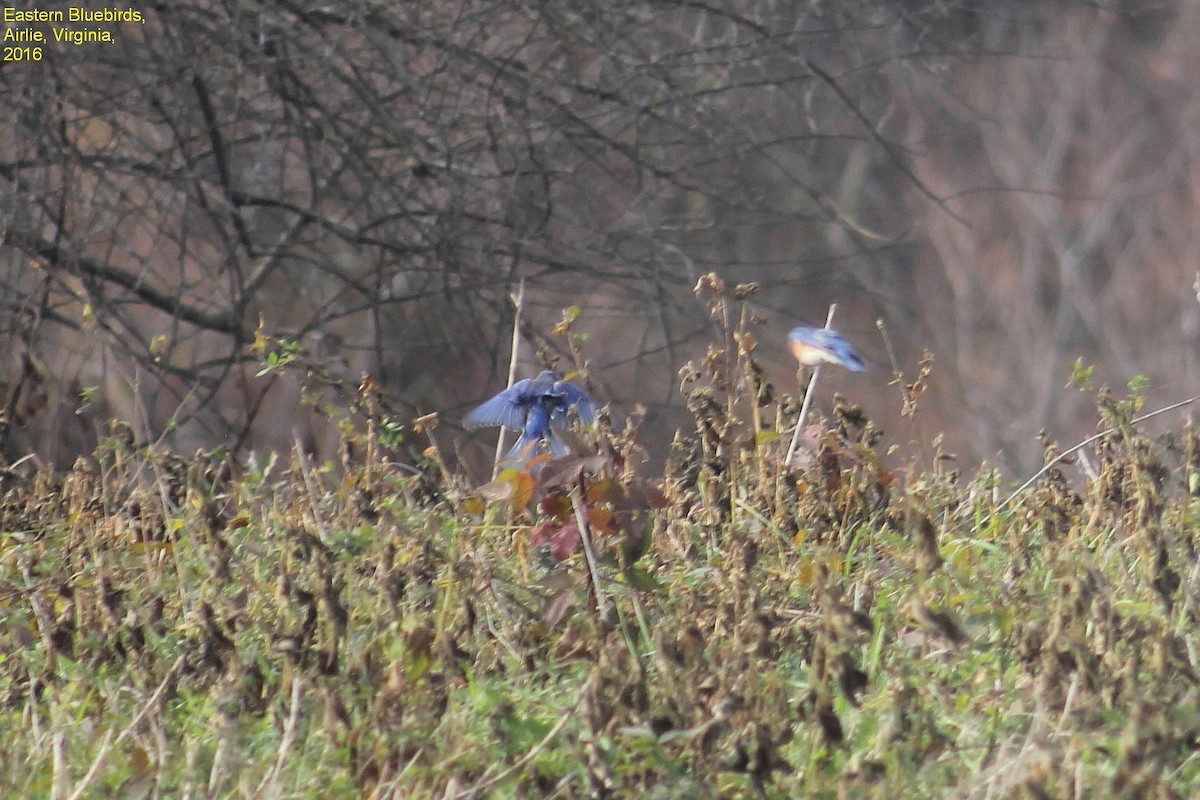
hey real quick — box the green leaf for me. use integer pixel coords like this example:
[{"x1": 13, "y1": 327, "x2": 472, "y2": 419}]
[{"x1": 623, "y1": 566, "x2": 665, "y2": 593}]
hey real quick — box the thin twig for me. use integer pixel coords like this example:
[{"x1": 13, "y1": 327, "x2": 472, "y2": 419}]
[
  {"x1": 257, "y1": 673, "x2": 305, "y2": 799},
  {"x1": 804, "y1": 59, "x2": 969, "y2": 227},
  {"x1": 19, "y1": 555, "x2": 57, "y2": 672},
  {"x1": 294, "y1": 429, "x2": 330, "y2": 543},
  {"x1": 51, "y1": 730, "x2": 67, "y2": 800},
  {"x1": 570, "y1": 478, "x2": 611, "y2": 622},
  {"x1": 65, "y1": 655, "x2": 186, "y2": 800},
  {"x1": 494, "y1": 279, "x2": 526, "y2": 479},
  {"x1": 784, "y1": 304, "x2": 837, "y2": 468},
  {"x1": 448, "y1": 679, "x2": 586, "y2": 798}
]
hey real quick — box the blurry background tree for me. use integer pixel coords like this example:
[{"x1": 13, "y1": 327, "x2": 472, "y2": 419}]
[{"x1": 0, "y1": 0, "x2": 1192, "y2": 473}]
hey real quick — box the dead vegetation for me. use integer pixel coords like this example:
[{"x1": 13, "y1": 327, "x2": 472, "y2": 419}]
[{"x1": 4, "y1": 290, "x2": 1200, "y2": 798}]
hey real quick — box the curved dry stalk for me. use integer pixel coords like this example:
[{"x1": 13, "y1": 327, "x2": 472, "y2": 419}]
[
  {"x1": 993, "y1": 394, "x2": 1200, "y2": 518},
  {"x1": 446, "y1": 681, "x2": 585, "y2": 799}
]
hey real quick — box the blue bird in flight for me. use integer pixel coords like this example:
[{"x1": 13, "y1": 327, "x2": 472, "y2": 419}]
[
  {"x1": 464, "y1": 370, "x2": 595, "y2": 461},
  {"x1": 788, "y1": 326, "x2": 866, "y2": 372}
]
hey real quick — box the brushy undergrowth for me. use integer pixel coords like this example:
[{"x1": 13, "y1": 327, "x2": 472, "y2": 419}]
[{"x1": 5, "y1": 281, "x2": 1200, "y2": 799}]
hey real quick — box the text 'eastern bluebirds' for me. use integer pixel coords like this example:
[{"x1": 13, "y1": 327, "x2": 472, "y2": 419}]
[
  {"x1": 787, "y1": 326, "x2": 866, "y2": 372},
  {"x1": 464, "y1": 370, "x2": 595, "y2": 462}
]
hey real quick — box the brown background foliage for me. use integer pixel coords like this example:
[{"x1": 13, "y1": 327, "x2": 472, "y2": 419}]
[{"x1": 1, "y1": 1, "x2": 1193, "y2": 474}]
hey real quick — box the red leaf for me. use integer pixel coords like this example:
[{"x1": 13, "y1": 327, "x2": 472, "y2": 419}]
[
  {"x1": 531, "y1": 520, "x2": 582, "y2": 561},
  {"x1": 538, "y1": 491, "x2": 573, "y2": 520}
]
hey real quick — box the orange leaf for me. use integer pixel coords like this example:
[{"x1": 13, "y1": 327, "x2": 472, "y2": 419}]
[
  {"x1": 509, "y1": 470, "x2": 535, "y2": 513},
  {"x1": 585, "y1": 477, "x2": 624, "y2": 503},
  {"x1": 587, "y1": 506, "x2": 615, "y2": 533}
]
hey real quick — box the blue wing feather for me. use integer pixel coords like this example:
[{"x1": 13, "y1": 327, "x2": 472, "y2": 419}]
[
  {"x1": 466, "y1": 372, "x2": 595, "y2": 462},
  {"x1": 463, "y1": 383, "x2": 529, "y2": 430}
]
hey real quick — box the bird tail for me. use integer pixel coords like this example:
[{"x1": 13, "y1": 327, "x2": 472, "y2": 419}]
[
  {"x1": 839, "y1": 348, "x2": 866, "y2": 372},
  {"x1": 503, "y1": 429, "x2": 568, "y2": 467}
]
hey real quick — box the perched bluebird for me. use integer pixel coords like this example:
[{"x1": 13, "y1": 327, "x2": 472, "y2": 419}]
[
  {"x1": 788, "y1": 326, "x2": 866, "y2": 372},
  {"x1": 464, "y1": 370, "x2": 595, "y2": 460}
]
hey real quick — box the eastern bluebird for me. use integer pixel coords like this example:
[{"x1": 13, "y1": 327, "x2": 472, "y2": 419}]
[
  {"x1": 464, "y1": 370, "x2": 595, "y2": 460},
  {"x1": 788, "y1": 326, "x2": 866, "y2": 372}
]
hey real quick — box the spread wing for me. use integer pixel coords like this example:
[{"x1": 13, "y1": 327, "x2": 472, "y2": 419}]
[{"x1": 463, "y1": 380, "x2": 531, "y2": 430}]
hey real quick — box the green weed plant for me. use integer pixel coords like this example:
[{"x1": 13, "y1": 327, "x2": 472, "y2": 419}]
[{"x1": 3, "y1": 290, "x2": 1200, "y2": 798}]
